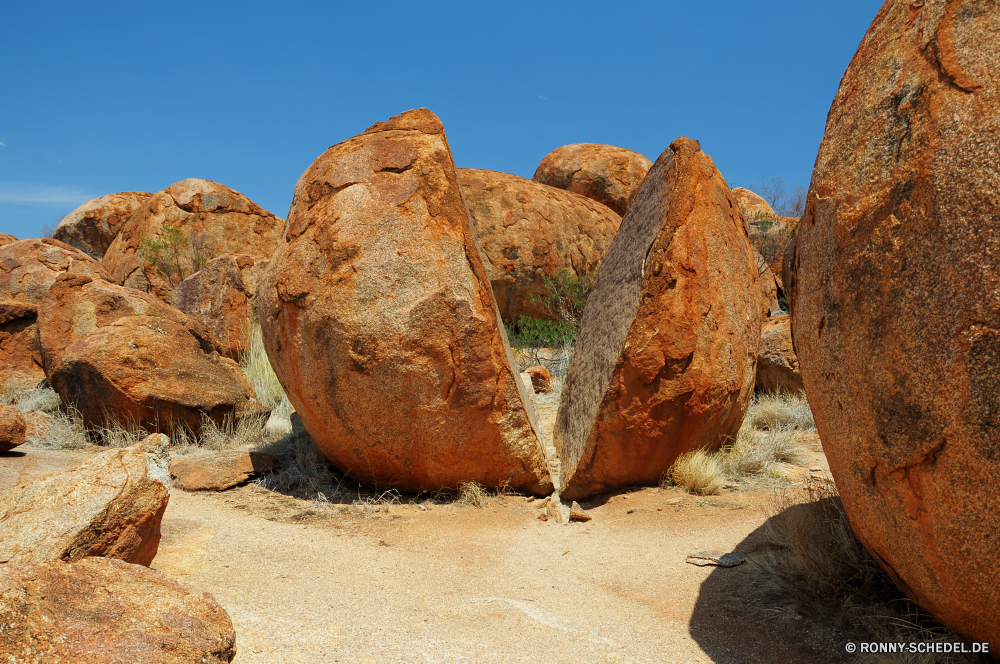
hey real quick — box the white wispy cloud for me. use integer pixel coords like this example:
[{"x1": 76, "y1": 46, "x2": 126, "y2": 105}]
[
  {"x1": 0, "y1": 142, "x2": 6, "y2": 147},
  {"x1": 0, "y1": 182, "x2": 95, "y2": 206}
]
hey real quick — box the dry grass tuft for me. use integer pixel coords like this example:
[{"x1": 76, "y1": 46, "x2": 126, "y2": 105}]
[
  {"x1": 241, "y1": 324, "x2": 293, "y2": 421},
  {"x1": 456, "y1": 481, "x2": 493, "y2": 508},
  {"x1": 663, "y1": 449, "x2": 726, "y2": 495},
  {"x1": 749, "y1": 391, "x2": 815, "y2": 431}
]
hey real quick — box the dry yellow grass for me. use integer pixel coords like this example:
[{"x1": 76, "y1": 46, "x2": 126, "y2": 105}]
[{"x1": 663, "y1": 449, "x2": 725, "y2": 495}]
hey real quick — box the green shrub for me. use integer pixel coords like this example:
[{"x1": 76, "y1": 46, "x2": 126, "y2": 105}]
[
  {"x1": 504, "y1": 316, "x2": 576, "y2": 349},
  {"x1": 137, "y1": 224, "x2": 211, "y2": 287},
  {"x1": 528, "y1": 268, "x2": 595, "y2": 329}
]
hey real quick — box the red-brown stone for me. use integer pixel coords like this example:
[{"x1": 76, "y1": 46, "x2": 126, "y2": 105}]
[{"x1": 532, "y1": 143, "x2": 652, "y2": 216}]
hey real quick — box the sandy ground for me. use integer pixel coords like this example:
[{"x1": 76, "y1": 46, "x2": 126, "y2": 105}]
[{"x1": 0, "y1": 433, "x2": 849, "y2": 664}]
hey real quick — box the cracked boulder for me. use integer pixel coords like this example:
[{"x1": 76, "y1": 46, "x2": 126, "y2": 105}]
[
  {"x1": 172, "y1": 253, "x2": 271, "y2": 360},
  {"x1": 37, "y1": 273, "x2": 258, "y2": 433},
  {"x1": 103, "y1": 178, "x2": 284, "y2": 302},
  {"x1": 458, "y1": 168, "x2": 621, "y2": 323},
  {"x1": 258, "y1": 108, "x2": 552, "y2": 495},
  {"x1": 0, "y1": 239, "x2": 108, "y2": 389},
  {"x1": 532, "y1": 143, "x2": 652, "y2": 217},
  {"x1": 0, "y1": 434, "x2": 170, "y2": 566},
  {"x1": 53, "y1": 191, "x2": 153, "y2": 259},
  {"x1": 554, "y1": 138, "x2": 762, "y2": 500},
  {"x1": 788, "y1": 0, "x2": 1000, "y2": 646},
  {"x1": 0, "y1": 556, "x2": 235, "y2": 663}
]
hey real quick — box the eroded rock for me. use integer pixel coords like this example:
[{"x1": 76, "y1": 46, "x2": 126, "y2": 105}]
[
  {"x1": 53, "y1": 192, "x2": 153, "y2": 259},
  {"x1": 170, "y1": 451, "x2": 276, "y2": 491},
  {"x1": 755, "y1": 315, "x2": 802, "y2": 394},
  {"x1": 0, "y1": 405, "x2": 26, "y2": 452},
  {"x1": 532, "y1": 143, "x2": 652, "y2": 216}
]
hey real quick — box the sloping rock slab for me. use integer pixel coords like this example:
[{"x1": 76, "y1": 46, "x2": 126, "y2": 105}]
[
  {"x1": 0, "y1": 556, "x2": 235, "y2": 663},
  {"x1": 171, "y1": 451, "x2": 276, "y2": 491},
  {"x1": 0, "y1": 434, "x2": 170, "y2": 566}
]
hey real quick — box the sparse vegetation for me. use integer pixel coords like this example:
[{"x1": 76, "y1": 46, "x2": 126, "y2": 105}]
[
  {"x1": 662, "y1": 449, "x2": 725, "y2": 495},
  {"x1": 528, "y1": 268, "x2": 596, "y2": 330},
  {"x1": 137, "y1": 224, "x2": 211, "y2": 287},
  {"x1": 748, "y1": 391, "x2": 815, "y2": 431}
]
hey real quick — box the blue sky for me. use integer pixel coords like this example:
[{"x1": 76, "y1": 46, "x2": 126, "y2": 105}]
[{"x1": 0, "y1": 1, "x2": 879, "y2": 239}]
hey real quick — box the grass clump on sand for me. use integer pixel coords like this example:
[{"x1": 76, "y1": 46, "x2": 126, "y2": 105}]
[
  {"x1": 755, "y1": 483, "x2": 985, "y2": 663},
  {"x1": 662, "y1": 450, "x2": 725, "y2": 495}
]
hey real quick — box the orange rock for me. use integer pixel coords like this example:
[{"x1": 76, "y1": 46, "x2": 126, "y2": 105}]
[
  {"x1": 756, "y1": 251, "x2": 780, "y2": 316},
  {"x1": 53, "y1": 191, "x2": 152, "y2": 259},
  {"x1": 0, "y1": 233, "x2": 15, "y2": 247},
  {"x1": 789, "y1": 0, "x2": 1000, "y2": 646},
  {"x1": 458, "y1": 168, "x2": 621, "y2": 322},
  {"x1": 731, "y1": 188, "x2": 775, "y2": 221},
  {"x1": 173, "y1": 253, "x2": 270, "y2": 360},
  {"x1": 555, "y1": 138, "x2": 762, "y2": 500},
  {"x1": 103, "y1": 179, "x2": 284, "y2": 302},
  {"x1": 0, "y1": 434, "x2": 170, "y2": 566},
  {"x1": 0, "y1": 405, "x2": 25, "y2": 452},
  {"x1": 0, "y1": 239, "x2": 108, "y2": 389},
  {"x1": 37, "y1": 273, "x2": 257, "y2": 433},
  {"x1": 0, "y1": 557, "x2": 236, "y2": 663},
  {"x1": 755, "y1": 315, "x2": 801, "y2": 394},
  {"x1": 22, "y1": 410, "x2": 51, "y2": 440},
  {"x1": 258, "y1": 108, "x2": 552, "y2": 495},
  {"x1": 525, "y1": 365, "x2": 553, "y2": 394},
  {"x1": 532, "y1": 143, "x2": 652, "y2": 216},
  {"x1": 170, "y1": 451, "x2": 276, "y2": 491}
]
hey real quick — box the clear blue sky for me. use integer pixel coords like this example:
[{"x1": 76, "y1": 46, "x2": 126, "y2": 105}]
[{"x1": 0, "y1": 1, "x2": 879, "y2": 239}]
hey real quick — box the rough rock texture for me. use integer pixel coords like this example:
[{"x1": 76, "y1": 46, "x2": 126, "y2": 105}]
[
  {"x1": 782, "y1": 232, "x2": 798, "y2": 316},
  {"x1": 531, "y1": 144, "x2": 652, "y2": 216},
  {"x1": 258, "y1": 108, "x2": 552, "y2": 495},
  {"x1": 22, "y1": 410, "x2": 51, "y2": 441},
  {"x1": 0, "y1": 234, "x2": 15, "y2": 247},
  {"x1": 37, "y1": 273, "x2": 257, "y2": 433},
  {"x1": 53, "y1": 191, "x2": 153, "y2": 259},
  {"x1": 755, "y1": 315, "x2": 802, "y2": 394},
  {"x1": 756, "y1": 253, "x2": 781, "y2": 316},
  {"x1": 731, "y1": 188, "x2": 776, "y2": 220},
  {"x1": 0, "y1": 556, "x2": 236, "y2": 663},
  {"x1": 555, "y1": 138, "x2": 762, "y2": 500},
  {"x1": 458, "y1": 168, "x2": 621, "y2": 322},
  {"x1": 788, "y1": 0, "x2": 1000, "y2": 646},
  {"x1": 525, "y1": 365, "x2": 553, "y2": 394},
  {"x1": 103, "y1": 179, "x2": 284, "y2": 302},
  {"x1": 0, "y1": 434, "x2": 170, "y2": 566},
  {"x1": 172, "y1": 253, "x2": 270, "y2": 359},
  {"x1": 0, "y1": 239, "x2": 108, "y2": 389},
  {"x1": 0, "y1": 405, "x2": 26, "y2": 452},
  {"x1": 170, "y1": 451, "x2": 276, "y2": 491}
]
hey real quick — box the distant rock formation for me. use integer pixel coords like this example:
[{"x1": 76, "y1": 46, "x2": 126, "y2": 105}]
[{"x1": 532, "y1": 143, "x2": 652, "y2": 216}]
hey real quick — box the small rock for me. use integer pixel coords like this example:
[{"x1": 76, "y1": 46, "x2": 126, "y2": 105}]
[
  {"x1": 170, "y1": 451, "x2": 277, "y2": 492},
  {"x1": 569, "y1": 501, "x2": 591, "y2": 522},
  {"x1": 0, "y1": 405, "x2": 26, "y2": 452},
  {"x1": 686, "y1": 551, "x2": 745, "y2": 568},
  {"x1": 664, "y1": 497, "x2": 683, "y2": 505},
  {"x1": 525, "y1": 365, "x2": 553, "y2": 393}
]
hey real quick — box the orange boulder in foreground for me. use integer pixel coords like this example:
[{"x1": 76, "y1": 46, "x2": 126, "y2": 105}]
[
  {"x1": 53, "y1": 191, "x2": 153, "y2": 259},
  {"x1": 532, "y1": 143, "x2": 651, "y2": 217},
  {"x1": 458, "y1": 168, "x2": 621, "y2": 322},
  {"x1": 789, "y1": 0, "x2": 1000, "y2": 646},
  {"x1": 103, "y1": 179, "x2": 284, "y2": 302},
  {"x1": 555, "y1": 138, "x2": 762, "y2": 499},
  {"x1": 258, "y1": 108, "x2": 552, "y2": 495},
  {"x1": 0, "y1": 239, "x2": 108, "y2": 389}
]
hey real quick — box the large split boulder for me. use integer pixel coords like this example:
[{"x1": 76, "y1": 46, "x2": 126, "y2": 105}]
[
  {"x1": 37, "y1": 273, "x2": 257, "y2": 433},
  {"x1": 0, "y1": 239, "x2": 108, "y2": 389},
  {"x1": 103, "y1": 178, "x2": 284, "y2": 301},
  {"x1": 458, "y1": 168, "x2": 621, "y2": 322},
  {"x1": 532, "y1": 143, "x2": 652, "y2": 217},
  {"x1": 755, "y1": 315, "x2": 802, "y2": 394},
  {"x1": 554, "y1": 138, "x2": 762, "y2": 499},
  {"x1": 258, "y1": 108, "x2": 552, "y2": 495},
  {"x1": 0, "y1": 434, "x2": 170, "y2": 566},
  {"x1": 53, "y1": 191, "x2": 153, "y2": 259},
  {"x1": 173, "y1": 253, "x2": 270, "y2": 360},
  {"x1": 789, "y1": 0, "x2": 1000, "y2": 646},
  {"x1": 0, "y1": 556, "x2": 236, "y2": 663}
]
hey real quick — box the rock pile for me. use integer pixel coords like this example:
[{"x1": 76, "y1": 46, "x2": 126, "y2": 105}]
[
  {"x1": 554, "y1": 138, "x2": 762, "y2": 499},
  {"x1": 258, "y1": 109, "x2": 552, "y2": 495},
  {"x1": 789, "y1": 0, "x2": 1000, "y2": 646}
]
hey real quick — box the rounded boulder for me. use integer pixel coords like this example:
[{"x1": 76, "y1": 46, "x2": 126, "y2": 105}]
[{"x1": 532, "y1": 143, "x2": 651, "y2": 217}]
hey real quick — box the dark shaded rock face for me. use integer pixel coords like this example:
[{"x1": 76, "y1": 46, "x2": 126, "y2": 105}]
[
  {"x1": 789, "y1": 0, "x2": 1000, "y2": 646},
  {"x1": 555, "y1": 138, "x2": 762, "y2": 500}
]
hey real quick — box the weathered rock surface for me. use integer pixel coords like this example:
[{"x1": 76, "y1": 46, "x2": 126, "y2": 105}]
[
  {"x1": 170, "y1": 451, "x2": 276, "y2": 491},
  {"x1": 258, "y1": 108, "x2": 552, "y2": 495},
  {"x1": 755, "y1": 315, "x2": 801, "y2": 394},
  {"x1": 756, "y1": 252, "x2": 781, "y2": 316},
  {"x1": 731, "y1": 188, "x2": 776, "y2": 220},
  {"x1": 0, "y1": 405, "x2": 26, "y2": 452},
  {"x1": 38, "y1": 273, "x2": 257, "y2": 433},
  {"x1": 0, "y1": 556, "x2": 236, "y2": 663},
  {"x1": 788, "y1": 0, "x2": 1000, "y2": 646},
  {"x1": 555, "y1": 138, "x2": 762, "y2": 500},
  {"x1": 0, "y1": 239, "x2": 108, "y2": 388},
  {"x1": 525, "y1": 365, "x2": 553, "y2": 394},
  {"x1": 532, "y1": 143, "x2": 652, "y2": 216},
  {"x1": 53, "y1": 191, "x2": 153, "y2": 259},
  {"x1": 0, "y1": 234, "x2": 16, "y2": 247},
  {"x1": 103, "y1": 179, "x2": 284, "y2": 301},
  {"x1": 459, "y1": 168, "x2": 621, "y2": 322},
  {"x1": 22, "y1": 410, "x2": 51, "y2": 441},
  {"x1": 173, "y1": 253, "x2": 270, "y2": 359},
  {"x1": 0, "y1": 434, "x2": 170, "y2": 565}
]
